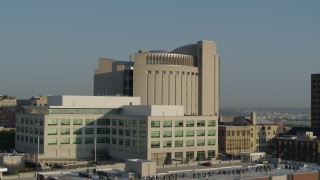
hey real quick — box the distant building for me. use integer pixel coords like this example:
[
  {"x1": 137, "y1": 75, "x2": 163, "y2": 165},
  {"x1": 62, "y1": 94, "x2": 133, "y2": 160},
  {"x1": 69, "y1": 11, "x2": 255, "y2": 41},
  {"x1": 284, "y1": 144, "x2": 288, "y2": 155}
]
[
  {"x1": 94, "y1": 40, "x2": 220, "y2": 116},
  {"x1": 219, "y1": 112, "x2": 279, "y2": 155},
  {"x1": 218, "y1": 125, "x2": 253, "y2": 154},
  {"x1": 94, "y1": 59, "x2": 133, "y2": 96},
  {"x1": 15, "y1": 95, "x2": 218, "y2": 166},
  {"x1": 285, "y1": 127, "x2": 320, "y2": 136},
  {"x1": 16, "y1": 95, "x2": 48, "y2": 112},
  {"x1": 0, "y1": 127, "x2": 15, "y2": 132},
  {"x1": 0, "y1": 96, "x2": 16, "y2": 128},
  {"x1": 312, "y1": 73, "x2": 320, "y2": 128},
  {"x1": 0, "y1": 108, "x2": 15, "y2": 128},
  {"x1": 276, "y1": 131, "x2": 320, "y2": 163},
  {"x1": 0, "y1": 95, "x2": 16, "y2": 108}
]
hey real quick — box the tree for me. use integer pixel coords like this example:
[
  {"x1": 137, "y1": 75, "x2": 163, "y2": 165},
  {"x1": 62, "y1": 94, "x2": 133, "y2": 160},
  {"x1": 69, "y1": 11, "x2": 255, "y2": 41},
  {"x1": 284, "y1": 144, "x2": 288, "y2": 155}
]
[{"x1": 0, "y1": 129, "x2": 15, "y2": 152}]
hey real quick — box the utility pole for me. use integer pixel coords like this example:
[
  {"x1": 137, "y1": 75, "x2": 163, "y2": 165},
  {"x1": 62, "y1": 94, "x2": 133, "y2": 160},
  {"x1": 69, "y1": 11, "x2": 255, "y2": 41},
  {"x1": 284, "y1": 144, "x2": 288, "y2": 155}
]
[
  {"x1": 94, "y1": 138, "x2": 97, "y2": 163},
  {"x1": 231, "y1": 152, "x2": 234, "y2": 169},
  {"x1": 37, "y1": 136, "x2": 39, "y2": 170}
]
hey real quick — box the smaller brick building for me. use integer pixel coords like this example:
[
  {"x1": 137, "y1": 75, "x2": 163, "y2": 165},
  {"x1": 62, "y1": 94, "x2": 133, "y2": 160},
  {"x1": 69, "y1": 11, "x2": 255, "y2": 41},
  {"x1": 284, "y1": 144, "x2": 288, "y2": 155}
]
[
  {"x1": 0, "y1": 107, "x2": 15, "y2": 128},
  {"x1": 276, "y1": 131, "x2": 320, "y2": 163}
]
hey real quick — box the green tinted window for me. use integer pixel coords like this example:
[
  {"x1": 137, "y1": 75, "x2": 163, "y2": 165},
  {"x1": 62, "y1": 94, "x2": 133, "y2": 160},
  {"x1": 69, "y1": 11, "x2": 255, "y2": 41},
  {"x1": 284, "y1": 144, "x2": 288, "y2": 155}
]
[
  {"x1": 73, "y1": 128, "x2": 82, "y2": 135},
  {"x1": 163, "y1": 121, "x2": 172, "y2": 127},
  {"x1": 197, "y1": 130, "x2": 205, "y2": 136},
  {"x1": 85, "y1": 137, "x2": 94, "y2": 144},
  {"x1": 208, "y1": 139, "x2": 215, "y2": 146},
  {"x1": 85, "y1": 128, "x2": 94, "y2": 134},
  {"x1": 197, "y1": 139, "x2": 205, "y2": 146},
  {"x1": 197, "y1": 120, "x2": 205, "y2": 127},
  {"x1": 207, "y1": 120, "x2": 215, "y2": 127},
  {"x1": 140, "y1": 131, "x2": 146, "y2": 137},
  {"x1": 48, "y1": 128, "x2": 57, "y2": 135},
  {"x1": 186, "y1": 140, "x2": 194, "y2": 147},
  {"x1": 60, "y1": 128, "x2": 70, "y2": 135},
  {"x1": 208, "y1": 130, "x2": 216, "y2": 136},
  {"x1": 97, "y1": 119, "x2": 106, "y2": 125},
  {"x1": 97, "y1": 128, "x2": 106, "y2": 134},
  {"x1": 186, "y1": 120, "x2": 194, "y2": 127},
  {"x1": 132, "y1": 130, "x2": 138, "y2": 137},
  {"x1": 208, "y1": 150, "x2": 215, "y2": 158},
  {"x1": 60, "y1": 138, "x2": 70, "y2": 144},
  {"x1": 163, "y1": 131, "x2": 172, "y2": 137},
  {"x1": 61, "y1": 119, "x2": 70, "y2": 125},
  {"x1": 85, "y1": 119, "x2": 94, "y2": 125},
  {"x1": 175, "y1": 121, "x2": 183, "y2": 127},
  {"x1": 73, "y1": 119, "x2": 82, "y2": 125},
  {"x1": 151, "y1": 131, "x2": 160, "y2": 138},
  {"x1": 186, "y1": 130, "x2": 194, "y2": 137},
  {"x1": 140, "y1": 120, "x2": 146, "y2": 127},
  {"x1": 163, "y1": 141, "x2": 172, "y2": 148},
  {"x1": 73, "y1": 138, "x2": 82, "y2": 144},
  {"x1": 151, "y1": 141, "x2": 160, "y2": 148},
  {"x1": 175, "y1": 140, "x2": 183, "y2": 147},
  {"x1": 175, "y1": 130, "x2": 183, "y2": 137},
  {"x1": 151, "y1": 121, "x2": 160, "y2": 128},
  {"x1": 48, "y1": 119, "x2": 58, "y2": 125},
  {"x1": 133, "y1": 120, "x2": 138, "y2": 127},
  {"x1": 48, "y1": 138, "x2": 57, "y2": 145},
  {"x1": 175, "y1": 152, "x2": 183, "y2": 158}
]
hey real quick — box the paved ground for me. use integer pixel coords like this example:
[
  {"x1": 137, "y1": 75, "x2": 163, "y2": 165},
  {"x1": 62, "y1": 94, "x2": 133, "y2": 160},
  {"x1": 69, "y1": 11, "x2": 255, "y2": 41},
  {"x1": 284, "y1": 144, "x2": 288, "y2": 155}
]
[
  {"x1": 157, "y1": 162, "x2": 253, "y2": 173},
  {"x1": 3, "y1": 161, "x2": 252, "y2": 180}
]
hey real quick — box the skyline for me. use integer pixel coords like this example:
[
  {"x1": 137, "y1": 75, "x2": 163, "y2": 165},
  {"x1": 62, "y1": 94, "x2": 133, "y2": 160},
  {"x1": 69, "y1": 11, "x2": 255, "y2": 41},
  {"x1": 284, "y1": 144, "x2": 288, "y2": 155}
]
[{"x1": 0, "y1": 1, "x2": 319, "y2": 108}]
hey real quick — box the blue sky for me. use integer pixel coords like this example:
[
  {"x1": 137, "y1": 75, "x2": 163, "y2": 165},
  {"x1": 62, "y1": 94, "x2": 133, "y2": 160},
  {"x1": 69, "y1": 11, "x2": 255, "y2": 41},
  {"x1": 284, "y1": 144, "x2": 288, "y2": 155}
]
[{"x1": 0, "y1": 0, "x2": 319, "y2": 108}]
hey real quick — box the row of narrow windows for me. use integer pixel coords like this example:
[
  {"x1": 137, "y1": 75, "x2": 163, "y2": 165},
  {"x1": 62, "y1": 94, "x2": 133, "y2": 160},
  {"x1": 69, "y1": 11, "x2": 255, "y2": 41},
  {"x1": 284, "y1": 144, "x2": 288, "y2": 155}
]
[
  {"x1": 147, "y1": 70, "x2": 198, "y2": 76},
  {"x1": 146, "y1": 54, "x2": 194, "y2": 66}
]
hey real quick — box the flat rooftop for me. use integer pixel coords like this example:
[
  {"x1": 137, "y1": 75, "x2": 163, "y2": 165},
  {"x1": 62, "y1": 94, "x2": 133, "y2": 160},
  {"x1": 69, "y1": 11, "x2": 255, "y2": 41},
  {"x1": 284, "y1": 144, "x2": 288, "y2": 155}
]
[{"x1": 35, "y1": 163, "x2": 318, "y2": 180}]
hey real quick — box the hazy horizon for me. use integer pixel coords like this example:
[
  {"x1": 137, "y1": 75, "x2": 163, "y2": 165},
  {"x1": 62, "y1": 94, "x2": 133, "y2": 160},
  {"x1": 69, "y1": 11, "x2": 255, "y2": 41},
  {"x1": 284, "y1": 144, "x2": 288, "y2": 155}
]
[{"x1": 1, "y1": 1, "x2": 319, "y2": 108}]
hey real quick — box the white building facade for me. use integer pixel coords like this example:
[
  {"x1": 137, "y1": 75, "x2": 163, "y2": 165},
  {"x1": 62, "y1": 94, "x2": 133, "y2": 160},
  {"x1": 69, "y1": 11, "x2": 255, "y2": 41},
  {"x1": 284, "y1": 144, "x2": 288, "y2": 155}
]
[{"x1": 15, "y1": 96, "x2": 218, "y2": 165}]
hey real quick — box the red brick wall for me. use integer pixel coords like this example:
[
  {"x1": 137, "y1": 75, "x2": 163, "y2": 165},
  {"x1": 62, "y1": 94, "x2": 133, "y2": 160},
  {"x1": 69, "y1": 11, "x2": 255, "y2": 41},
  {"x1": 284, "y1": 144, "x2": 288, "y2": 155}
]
[{"x1": 292, "y1": 171, "x2": 318, "y2": 180}]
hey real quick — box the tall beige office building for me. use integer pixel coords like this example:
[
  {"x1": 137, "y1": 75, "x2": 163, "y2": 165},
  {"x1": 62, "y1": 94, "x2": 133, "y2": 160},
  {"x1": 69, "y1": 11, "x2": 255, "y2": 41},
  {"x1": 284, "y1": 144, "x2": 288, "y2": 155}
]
[
  {"x1": 94, "y1": 40, "x2": 220, "y2": 116},
  {"x1": 311, "y1": 73, "x2": 320, "y2": 128}
]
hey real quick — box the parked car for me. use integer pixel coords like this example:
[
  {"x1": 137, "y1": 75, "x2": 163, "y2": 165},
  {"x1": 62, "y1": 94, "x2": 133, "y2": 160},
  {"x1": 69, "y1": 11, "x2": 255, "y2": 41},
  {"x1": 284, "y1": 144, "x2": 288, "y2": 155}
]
[
  {"x1": 202, "y1": 162, "x2": 213, "y2": 166},
  {"x1": 257, "y1": 160, "x2": 269, "y2": 164}
]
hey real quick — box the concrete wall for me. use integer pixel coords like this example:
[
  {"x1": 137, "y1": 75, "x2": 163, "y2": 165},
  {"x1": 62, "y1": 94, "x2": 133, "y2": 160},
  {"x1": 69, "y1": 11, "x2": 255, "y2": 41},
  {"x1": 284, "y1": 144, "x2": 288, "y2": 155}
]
[
  {"x1": 133, "y1": 52, "x2": 199, "y2": 115},
  {"x1": 125, "y1": 159, "x2": 156, "y2": 177},
  {"x1": 122, "y1": 105, "x2": 184, "y2": 116},
  {"x1": 271, "y1": 175, "x2": 287, "y2": 180},
  {"x1": 2, "y1": 172, "x2": 35, "y2": 179},
  {"x1": 197, "y1": 40, "x2": 219, "y2": 116},
  {"x1": 47, "y1": 95, "x2": 140, "y2": 108},
  {"x1": 0, "y1": 156, "x2": 25, "y2": 174}
]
